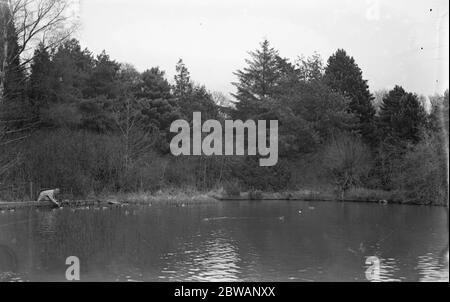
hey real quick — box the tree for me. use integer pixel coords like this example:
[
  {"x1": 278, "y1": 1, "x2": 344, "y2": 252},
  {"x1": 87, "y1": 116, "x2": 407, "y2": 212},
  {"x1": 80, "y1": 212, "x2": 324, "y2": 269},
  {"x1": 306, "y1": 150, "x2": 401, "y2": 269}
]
[
  {"x1": 78, "y1": 96, "x2": 114, "y2": 132},
  {"x1": 85, "y1": 50, "x2": 120, "y2": 99},
  {"x1": 374, "y1": 86, "x2": 429, "y2": 189},
  {"x1": 296, "y1": 52, "x2": 324, "y2": 83},
  {"x1": 29, "y1": 43, "x2": 54, "y2": 111},
  {"x1": 372, "y1": 89, "x2": 388, "y2": 115},
  {"x1": 290, "y1": 81, "x2": 357, "y2": 141},
  {"x1": 324, "y1": 49, "x2": 376, "y2": 143},
  {"x1": 274, "y1": 80, "x2": 357, "y2": 156},
  {"x1": 323, "y1": 133, "x2": 372, "y2": 199},
  {"x1": 112, "y1": 96, "x2": 156, "y2": 171},
  {"x1": 428, "y1": 90, "x2": 449, "y2": 135},
  {"x1": 0, "y1": 119, "x2": 23, "y2": 178},
  {"x1": 379, "y1": 85, "x2": 405, "y2": 126},
  {"x1": 173, "y1": 58, "x2": 192, "y2": 98},
  {"x1": 379, "y1": 85, "x2": 427, "y2": 144},
  {"x1": 173, "y1": 59, "x2": 217, "y2": 120},
  {"x1": 396, "y1": 93, "x2": 427, "y2": 144},
  {"x1": 135, "y1": 67, "x2": 171, "y2": 100},
  {"x1": 0, "y1": 4, "x2": 25, "y2": 103},
  {"x1": 0, "y1": 0, "x2": 76, "y2": 100},
  {"x1": 393, "y1": 132, "x2": 448, "y2": 205},
  {"x1": 51, "y1": 38, "x2": 93, "y2": 101},
  {"x1": 232, "y1": 40, "x2": 285, "y2": 119}
]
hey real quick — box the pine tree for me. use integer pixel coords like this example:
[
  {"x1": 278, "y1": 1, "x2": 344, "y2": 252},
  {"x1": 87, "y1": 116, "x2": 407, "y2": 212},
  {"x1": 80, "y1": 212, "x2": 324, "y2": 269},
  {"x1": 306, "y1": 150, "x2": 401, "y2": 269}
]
[
  {"x1": 324, "y1": 49, "x2": 376, "y2": 143},
  {"x1": 379, "y1": 85, "x2": 427, "y2": 143},
  {"x1": 173, "y1": 59, "x2": 192, "y2": 98},
  {"x1": 86, "y1": 50, "x2": 119, "y2": 98},
  {"x1": 29, "y1": 43, "x2": 55, "y2": 112},
  {"x1": 136, "y1": 67, "x2": 171, "y2": 100},
  {"x1": 378, "y1": 85, "x2": 406, "y2": 131},
  {"x1": 173, "y1": 59, "x2": 217, "y2": 120},
  {"x1": 232, "y1": 40, "x2": 283, "y2": 119},
  {"x1": 52, "y1": 39, "x2": 94, "y2": 100},
  {"x1": 397, "y1": 93, "x2": 427, "y2": 143}
]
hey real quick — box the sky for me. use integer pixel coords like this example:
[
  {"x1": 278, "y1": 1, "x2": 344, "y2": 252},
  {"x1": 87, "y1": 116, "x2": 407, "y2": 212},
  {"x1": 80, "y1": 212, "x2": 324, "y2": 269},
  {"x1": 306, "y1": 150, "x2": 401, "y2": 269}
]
[{"x1": 77, "y1": 0, "x2": 449, "y2": 98}]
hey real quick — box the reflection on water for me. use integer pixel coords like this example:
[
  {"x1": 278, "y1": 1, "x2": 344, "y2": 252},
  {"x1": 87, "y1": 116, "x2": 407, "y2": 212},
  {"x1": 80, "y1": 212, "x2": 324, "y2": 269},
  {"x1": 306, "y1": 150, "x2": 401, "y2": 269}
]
[
  {"x1": 0, "y1": 201, "x2": 448, "y2": 282},
  {"x1": 161, "y1": 230, "x2": 242, "y2": 281},
  {"x1": 416, "y1": 252, "x2": 449, "y2": 282}
]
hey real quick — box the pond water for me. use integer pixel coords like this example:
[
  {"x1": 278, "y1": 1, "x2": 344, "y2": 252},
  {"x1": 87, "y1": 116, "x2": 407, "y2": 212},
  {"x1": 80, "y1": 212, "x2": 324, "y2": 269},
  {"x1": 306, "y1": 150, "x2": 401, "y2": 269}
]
[{"x1": 0, "y1": 200, "x2": 448, "y2": 282}]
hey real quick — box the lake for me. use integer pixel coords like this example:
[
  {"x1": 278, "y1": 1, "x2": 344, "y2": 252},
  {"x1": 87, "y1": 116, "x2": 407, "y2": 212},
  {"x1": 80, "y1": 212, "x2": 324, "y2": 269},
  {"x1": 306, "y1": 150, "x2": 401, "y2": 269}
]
[{"x1": 0, "y1": 200, "x2": 448, "y2": 282}]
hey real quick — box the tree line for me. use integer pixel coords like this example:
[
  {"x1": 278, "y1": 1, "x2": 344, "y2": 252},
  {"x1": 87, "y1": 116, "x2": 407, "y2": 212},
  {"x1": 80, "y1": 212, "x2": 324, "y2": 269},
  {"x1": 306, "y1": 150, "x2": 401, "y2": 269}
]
[{"x1": 1, "y1": 2, "x2": 448, "y2": 204}]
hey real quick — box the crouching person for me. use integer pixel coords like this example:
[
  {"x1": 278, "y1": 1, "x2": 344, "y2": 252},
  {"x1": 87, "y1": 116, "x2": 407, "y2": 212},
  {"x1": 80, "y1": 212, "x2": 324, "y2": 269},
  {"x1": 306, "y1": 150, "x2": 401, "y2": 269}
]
[{"x1": 37, "y1": 188, "x2": 61, "y2": 207}]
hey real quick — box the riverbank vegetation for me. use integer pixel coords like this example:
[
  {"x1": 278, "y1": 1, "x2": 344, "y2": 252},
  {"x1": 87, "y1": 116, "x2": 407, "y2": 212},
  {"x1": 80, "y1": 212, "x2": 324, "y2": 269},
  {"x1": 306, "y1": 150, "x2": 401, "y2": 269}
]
[{"x1": 0, "y1": 1, "x2": 448, "y2": 205}]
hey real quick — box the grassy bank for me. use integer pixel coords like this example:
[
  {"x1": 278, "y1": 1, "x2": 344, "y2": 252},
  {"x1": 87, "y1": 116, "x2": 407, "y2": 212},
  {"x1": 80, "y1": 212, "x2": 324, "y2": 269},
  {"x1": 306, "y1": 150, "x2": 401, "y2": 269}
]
[
  {"x1": 1, "y1": 180, "x2": 444, "y2": 206},
  {"x1": 97, "y1": 187, "x2": 219, "y2": 206},
  {"x1": 99, "y1": 186, "x2": 443, "y2": 206}
]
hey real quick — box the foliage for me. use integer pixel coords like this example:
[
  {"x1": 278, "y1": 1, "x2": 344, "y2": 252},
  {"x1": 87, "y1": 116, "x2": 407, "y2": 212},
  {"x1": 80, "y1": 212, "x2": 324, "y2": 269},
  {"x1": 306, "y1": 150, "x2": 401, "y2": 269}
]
[
  {"x1": 324, "y1": 49, "x2": 376, "y2": 144},
  {"x1": 230, "y1": 156, "x2": 291, "y2": 191},
  {"x1": 378, "y1": 85, "x2": 427, "y2": 144},
  {"x1": 0, "y1": 30, "x2": 447, "y2": 205},
  {"x1": 223, "y1": 180, "x2": 241, "y2": 197},
  {"x1": 322, "y1": 133, "x2": 372, "y2": 197},
  {"x1": 392, "y1": 132, "x2": 448, "y2": 205}
]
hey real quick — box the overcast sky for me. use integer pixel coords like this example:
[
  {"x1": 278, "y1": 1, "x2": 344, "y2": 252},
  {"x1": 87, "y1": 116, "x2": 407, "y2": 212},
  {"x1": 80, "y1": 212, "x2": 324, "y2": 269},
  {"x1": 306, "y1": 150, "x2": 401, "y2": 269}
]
[{"x1": 77, "y1": 0, "x2": 449, "y2": 98}]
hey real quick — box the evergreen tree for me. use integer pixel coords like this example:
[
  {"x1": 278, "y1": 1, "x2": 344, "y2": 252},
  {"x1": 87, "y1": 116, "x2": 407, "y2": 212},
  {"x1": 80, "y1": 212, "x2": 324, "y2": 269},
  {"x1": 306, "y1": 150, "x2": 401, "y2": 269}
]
[
  {"x1": 378, "y1": 85, "x2": 427, "y2": 143},
  {"x1": 86, "y1": 50, "x2": 120, "y2": 98},
  {"x1": 173, "y1": 59, "x2": 217, "y2": 120},
  {"x1": 29, "y1": 43, "x2": 55, "y2": 112},
  {"x1": 232, "y1": 40, "x2": 284, "y2": 119},
  {"x1": 136, "y1": 67, "x2": 171, "y2": 100},
  {"x1": 52, "y1": 39, "x2": 94, "y2": 101},
  {"x1": 324, "y1": 49, "x2": 376, "y2": 143},
  {"x1": 173, "y1": 59, "x2": 192, "y2": 98},
  {"x1": 396, "y1": 93, "x2": 427, "y2": 143},
  {"x1": 379, "y1": 85, "x2": 406, "y2": 127}
]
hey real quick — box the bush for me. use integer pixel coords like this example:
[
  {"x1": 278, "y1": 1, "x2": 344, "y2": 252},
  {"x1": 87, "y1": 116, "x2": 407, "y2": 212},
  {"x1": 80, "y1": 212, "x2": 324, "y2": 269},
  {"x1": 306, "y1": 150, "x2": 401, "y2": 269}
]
[
  {"x1": 322, "y1": 133, "x2": 372, "y2": 197},
  {"x1": 119, "y1": 152, "x2": 167, "y2": 192},
  {"x1": 231, "y1": 156, "x2": 291, "y2": 191},
  {"x1": 248, "y1": 189, "x2": 263, "y2": 200},
  {"x1": 393, "y1": 132, "x2": 448, "y2": 205},
  {"x1": 223, "y1": 180, "x2": 241, "y2": 197},
  {"x1": 8, "y1": 129, "x2": 123, "y2": 197}
]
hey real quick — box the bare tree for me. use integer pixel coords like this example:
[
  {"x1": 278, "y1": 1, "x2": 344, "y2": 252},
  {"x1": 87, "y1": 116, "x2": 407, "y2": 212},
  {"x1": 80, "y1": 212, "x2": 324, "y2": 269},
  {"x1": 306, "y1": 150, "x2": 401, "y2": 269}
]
[
  {"x1": 0, "y1": 0, "x2": 78, "y2": 98},
  {"x1": 112, "y1": 97, "x2": 157, "y2": 171},
  {"x1": 372, "y1": 89, "x2": 388, "y2": 115},
  {"x1": 323, "y1": 133, "x2": 372, "y2": 199}
]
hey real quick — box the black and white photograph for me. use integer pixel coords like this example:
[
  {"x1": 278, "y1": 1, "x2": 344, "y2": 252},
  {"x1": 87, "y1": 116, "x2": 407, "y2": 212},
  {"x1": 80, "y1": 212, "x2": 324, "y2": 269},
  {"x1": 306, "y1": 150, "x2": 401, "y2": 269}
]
[{"x1": 0, "y1": 0, "x2": 449, "y2": 287}]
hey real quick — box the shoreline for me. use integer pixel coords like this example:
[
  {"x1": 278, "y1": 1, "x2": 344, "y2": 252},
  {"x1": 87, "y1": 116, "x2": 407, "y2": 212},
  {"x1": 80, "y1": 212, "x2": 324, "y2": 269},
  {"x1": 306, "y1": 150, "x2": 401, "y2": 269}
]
[{"x1": 0, "y1": 188, "x2": 446, "y2": 210}]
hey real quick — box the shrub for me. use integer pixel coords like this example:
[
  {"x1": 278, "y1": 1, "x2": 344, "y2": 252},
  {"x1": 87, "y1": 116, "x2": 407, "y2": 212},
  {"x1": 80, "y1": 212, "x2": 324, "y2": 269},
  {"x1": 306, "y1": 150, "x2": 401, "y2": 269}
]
[
  {"x1": 248, "y1": 189, "x2": 263, "y2": 200},
  {"x1": 322, "y1": 133, "x2": 372, "y2": 198},
  {"x1": 393, "y1": 132, "x2": 448, "y2": 205},
  {"x1": 231, "y1": 156, "x2": 291, "y2": 191},
  {"x1": 223, "y1": 180, "x2": 241, "y2": 197}
]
